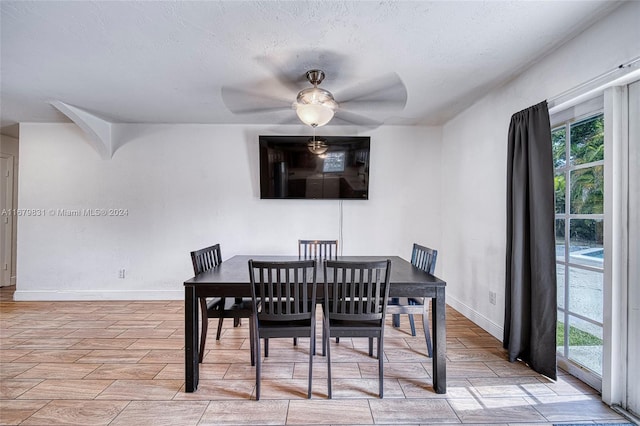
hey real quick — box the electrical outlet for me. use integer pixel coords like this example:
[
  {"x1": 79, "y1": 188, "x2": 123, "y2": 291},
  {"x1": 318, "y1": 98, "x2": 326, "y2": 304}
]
[
  {"x1": 118, "y1": 269, "x2": 125, "y2": 279},
  {"x1": 489, "y1": 291, "x2": 497, "y2": 305}
]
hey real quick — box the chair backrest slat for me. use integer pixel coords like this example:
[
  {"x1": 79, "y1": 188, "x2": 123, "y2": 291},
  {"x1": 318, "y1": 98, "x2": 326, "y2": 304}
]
[
  {"x1": 298, "y1": 239, "x2": 338, "y2": 260},
  {"x1": 190, "y1": 244, "x2": 222, "y2": 275},
  {"x1": 249, "y1": 259, "x2": 317, "y2": 322},
  {"x1": 410, "y1": 243, "x2": 438, "y2": 274}
]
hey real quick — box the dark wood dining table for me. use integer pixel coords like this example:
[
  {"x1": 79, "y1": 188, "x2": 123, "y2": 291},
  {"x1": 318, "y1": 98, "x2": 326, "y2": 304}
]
[{"x1": 183, "y1": 255, "x2": 447, "y2": 394}]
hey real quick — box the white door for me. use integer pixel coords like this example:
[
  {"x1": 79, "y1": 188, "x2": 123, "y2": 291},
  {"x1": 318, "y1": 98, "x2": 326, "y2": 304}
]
[{"x1": 0, "y1": 154, "x2": 14, "y2": 286}]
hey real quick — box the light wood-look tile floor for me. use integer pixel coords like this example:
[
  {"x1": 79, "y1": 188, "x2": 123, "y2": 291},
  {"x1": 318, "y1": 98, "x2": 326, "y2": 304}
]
[{"x1": 0, "y1": 285, "x2": 629, "y2": 425}]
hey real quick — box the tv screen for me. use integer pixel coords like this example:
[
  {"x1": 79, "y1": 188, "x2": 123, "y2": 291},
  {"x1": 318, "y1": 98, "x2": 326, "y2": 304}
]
[{"x1": 259, "y1": 135, "x2": 370, "y2": 200}]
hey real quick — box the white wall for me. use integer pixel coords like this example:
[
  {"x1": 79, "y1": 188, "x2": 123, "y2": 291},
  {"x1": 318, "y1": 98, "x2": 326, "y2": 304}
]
[
  {"x1": 440, "y1": 1, "x2": 640, "y2": 339},
  {"x1": 16, "y1": 123, "x2": 441, "y2": 300}
]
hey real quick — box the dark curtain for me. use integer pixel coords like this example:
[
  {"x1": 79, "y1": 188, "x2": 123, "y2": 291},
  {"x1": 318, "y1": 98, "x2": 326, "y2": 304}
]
[{"x1": 504, "y1": 100, "x2": 557, "y2": 380}]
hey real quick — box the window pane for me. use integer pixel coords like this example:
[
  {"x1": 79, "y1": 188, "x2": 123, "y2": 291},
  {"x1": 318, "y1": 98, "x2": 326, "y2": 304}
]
[
  {"x1": 555, "y1": 172, "x2": 566, "y2": 213},
  {"x1": 557, "y1": 310, "x2": 566, "y2": 356},
  {"x1": 568, "y1": 266, "x2": 603, "y2": 322},
  {"x1": 555, "y1": 219, "x2": 565, "y2": 261},
  {"x1": 557, "y1": 263, "x2": 565, "y2": 309},
  {"x1": 570, "y1": 114, "x2": 604, "y2": 166},
  {"x1": 569, "y1": 219, "x2": 604, "y2": 268},
  {"x1": 570, "y1": 165, "x2": 604, "y2": 214},
  {"x1": 567, "y1": 315, "x2": 602, "y2": 375},
  {"x1": 552, "y1": 126, "x2": 566, "y2": 168}
]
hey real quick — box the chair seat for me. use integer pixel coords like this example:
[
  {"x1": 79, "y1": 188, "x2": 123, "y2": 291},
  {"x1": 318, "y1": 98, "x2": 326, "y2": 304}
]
[
  {"x1": 387, "y1": 297, "x2": 424, "y2": 306},
  {"x1": 327, "y1": 319, "x2": 384, "y2": 337},
  {"x1": 206, "y1": 298, "x2": 253, "y2": 318},
  {"x1": 257, "y1": 321, "x2": 314, "y2": 339}
]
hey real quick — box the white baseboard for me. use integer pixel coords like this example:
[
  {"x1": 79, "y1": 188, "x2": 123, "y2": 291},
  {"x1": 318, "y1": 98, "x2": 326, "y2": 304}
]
[
  {"x1": 446, "y1": 294, "x2": 504, "y2": 342},
  {"x1": 13, "y1": 290, "x2": 184, "y2": 301}
]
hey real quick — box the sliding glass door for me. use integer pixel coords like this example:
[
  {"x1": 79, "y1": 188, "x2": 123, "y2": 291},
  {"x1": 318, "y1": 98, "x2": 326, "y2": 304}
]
[{"x1": 553, "y1": 102, "x2": 604, "y2": 389}]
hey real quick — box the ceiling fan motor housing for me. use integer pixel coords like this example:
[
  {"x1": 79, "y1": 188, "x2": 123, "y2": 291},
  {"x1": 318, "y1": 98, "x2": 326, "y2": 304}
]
[{"x1": 306, "y1": 69, "x2": 325, "y2": 86}]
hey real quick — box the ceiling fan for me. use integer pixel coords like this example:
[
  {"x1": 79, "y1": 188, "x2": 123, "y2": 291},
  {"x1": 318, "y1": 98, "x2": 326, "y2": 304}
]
[{"x1": 221, "y1": 68, "x2": 407, "y2": 128}]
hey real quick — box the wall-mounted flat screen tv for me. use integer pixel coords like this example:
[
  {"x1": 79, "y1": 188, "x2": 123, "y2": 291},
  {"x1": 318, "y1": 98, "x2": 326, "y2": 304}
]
[{"x1": 259, "y1": 135, "x2": 370, "y2": 200}]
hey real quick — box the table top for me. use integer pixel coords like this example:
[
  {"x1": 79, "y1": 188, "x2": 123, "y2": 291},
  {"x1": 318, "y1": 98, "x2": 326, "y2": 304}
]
[{"x1": 184, "y1": 255, "x2": 446, "y2": 290}]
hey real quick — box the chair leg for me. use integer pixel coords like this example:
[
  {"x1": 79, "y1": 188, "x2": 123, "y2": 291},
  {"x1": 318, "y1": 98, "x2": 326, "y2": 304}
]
[
  {"x1": 368, "y1": 337, "x2": 373, "y2": 357},
  {"x1": 255, "y1": 335, "x2": 261, "y2": 400},
  {"x1": 378, "y1": 335, "x2": 384, "y2": 398},
  {"x1": 215, "y1": 316, "x2": 224, "y2": 340},
  {"x1": 322, "y1": 316, "x2": 327, "y2": 356},
  {"x1": 326, "y1": 327, "x2": 332, "y2": 399},
  {"x1": 234, "y1": 298, "x2": 243, "y2": 327},
  {"x1": 264, "y1": 338, "x2": 269, "y2": 357},
  {"x1": 293, "y1": 337, "x2": 297, "y2": 346},
  {"x1": 249, "y1": 316, "x2": 255, "y2": 366},
  {"x1": 198, "y1": 297, "x2": 208, "y2": 364},
  {"x1": 391, "y1": 297, "x2": 400, "y2": 327},
  {"x1": 408, "y1": 314, "x2": 417, "y2": 336},
  {"x1": 422, "y1": 305, "x2": 433, "y2": 358},
  {"x1": 308, "y1": 325, "x2": 314, "y2": 399}
]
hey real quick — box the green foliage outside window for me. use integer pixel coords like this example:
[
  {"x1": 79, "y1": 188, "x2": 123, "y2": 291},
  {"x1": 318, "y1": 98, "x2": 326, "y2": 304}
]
[
  {"x1": 557, "y1": 321, "x2": 603, "y2": 346},
  {"x1": 553, "y1": 114, "x2": 604, "y2": 243}
]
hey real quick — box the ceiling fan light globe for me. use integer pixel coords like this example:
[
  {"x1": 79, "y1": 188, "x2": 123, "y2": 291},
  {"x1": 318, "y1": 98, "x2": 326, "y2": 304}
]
[
  {"x1": 307, "y1": 139, "x2": 329, "y2": 155},
  {"x1": 296, "y1": 103, "x2": 335, "y2": 127}
]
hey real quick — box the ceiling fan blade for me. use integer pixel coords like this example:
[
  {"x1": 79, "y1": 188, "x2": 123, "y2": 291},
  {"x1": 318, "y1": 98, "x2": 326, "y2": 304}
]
[
  {"x1": 254, "y1": 56, "x2": 304, "y2": 93},
  {"x1": 332, "y1": 109, "x2": 382, "y2": 129},
  {"x1": 337, "y1": 73, "x2": 408, "y2": 111},
  {"x1": 221, "y1": 87, "x2": 292, "y2": 115}
]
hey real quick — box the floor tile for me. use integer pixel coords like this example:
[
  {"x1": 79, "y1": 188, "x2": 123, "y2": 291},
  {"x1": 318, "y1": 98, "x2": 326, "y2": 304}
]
[
  {"x1": 110, "y1": 400, "x2": 208, "y2": 426},
  {"x1": 96, "y1": 379, "x2": 182, "y2": 400},
  {"x1": 16, "y1": 349, "x2": 90, "y2": 363},
  {"x1": 84, "y1": 363, "x2": 165, "y2": 380},
  {"x1": 21, "y1": 400, "x2": 128, "y2": 425},
  {"x1": 0, "y1": 379, "x2": 42, "y2": 399},
  {"x1": 199, "y1": 400, "x2": 289, "y2": 425},
  {"x1": 369, "y1": 398, "x2": 458, "y2": 424},
  {"x1": 359, "y1": 361, "x2": 430, "y2": 379},
  {"x1": 139, "y1": 349, "x2": 183, "y2": 363},
  {"x1": 16, "y1": 362, "x2": 101, "y2": 379},
  {"x1": 174, "y1": 379, "x2": 255, "y2": 400},
  {"x1": 0, "y1": 362, "x2": 38, "y2": 379},
  {"x1": 449, "y1": 397, "x2": 546, "y2": 423},
  {"x1": 127, "y1": 338, "x2": 185, "y2": 350},
  {"x1": 328, "y1": 378, "x2": 404, "y2": 399},
  {"x1": 77, "y1": 349, "x2": 150, "y2": 363},
  {"x1": 531, "y1": 398, "x2": 627, "y2": 422},
  {"x1": 18, "y1": 379, "x2": 113, "y2": 399},
  {"x1": 69, "y1": 337, "x2": 137, "y2": 350},
  {"x1": 156, "y1": 363, "x2": 230, "y2": 380},
  {"x1": 446, "y1": 362, "x2": 497, "y2": 378},
  {"x1": 0, "y1": 400, "x2": 49, "y2": 425},
  {"x1": 287, "y1": 399, "x2": 373, "y2": 425}
]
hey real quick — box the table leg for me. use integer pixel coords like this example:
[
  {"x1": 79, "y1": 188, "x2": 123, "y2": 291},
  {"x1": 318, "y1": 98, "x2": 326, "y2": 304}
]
[
  {"x1": 185, "y1": 285, "x2": 199, "y2": 392},
  {"x1": 432, "y1": 288, "x2": 446, "y2": 394}
]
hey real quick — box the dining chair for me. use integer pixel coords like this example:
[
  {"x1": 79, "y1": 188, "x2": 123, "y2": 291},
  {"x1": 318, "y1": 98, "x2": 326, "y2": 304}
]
[
  {"x1": 298, "y1": 239, "x2": 338, "y2": 260},
  {"x1": 386, "y1": 243, "x2": 437, "y2": 357},
  {"x1": 323, "y1": 259, "x2": 391, "y2": 398},
  {"x1": 249, "y1": 259, "x2": 317, "y2": 400},
  {"x1": 296, "y1": 239, "x2": 338, "y2": 352},
  {"x1": 191, "y1": 244, "x2": 254, "y2": 365}
]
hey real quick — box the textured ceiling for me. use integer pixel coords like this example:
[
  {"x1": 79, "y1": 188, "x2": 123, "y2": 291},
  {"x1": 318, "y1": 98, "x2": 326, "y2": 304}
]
[{"x1": 0, "y1": 0, "x2": 623, "y2": 135}]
